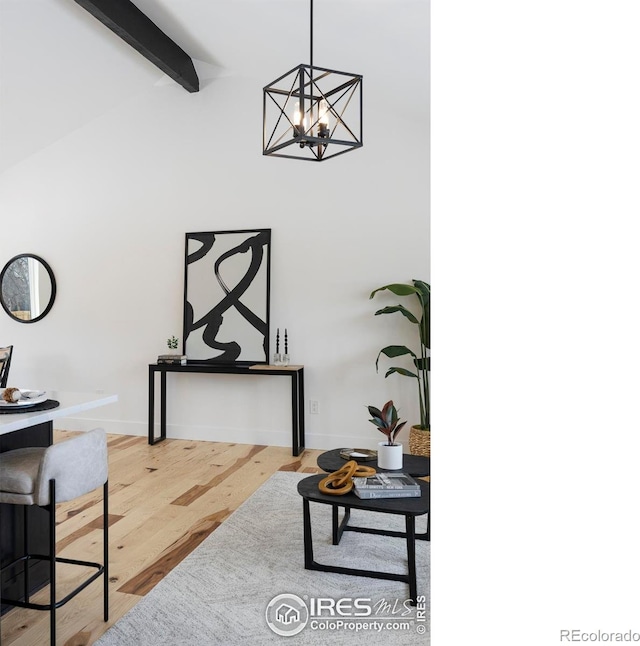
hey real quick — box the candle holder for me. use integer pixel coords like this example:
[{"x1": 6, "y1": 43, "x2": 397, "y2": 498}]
[
  {"x1": 273, "y1": 328, "x2": 290, "y2": 365},
  {"x1": 274, "y1": 327, "x2": 282, "y2": 365}
]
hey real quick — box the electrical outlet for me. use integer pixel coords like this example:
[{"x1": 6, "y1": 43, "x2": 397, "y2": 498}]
[{"x1": 309, "y1": 400, "x2": 319, "y2": 414}]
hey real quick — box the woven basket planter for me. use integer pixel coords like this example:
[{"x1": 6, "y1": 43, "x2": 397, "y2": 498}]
[{"x1": 409, "y1": 425, "x2": 430, "y2": 457}]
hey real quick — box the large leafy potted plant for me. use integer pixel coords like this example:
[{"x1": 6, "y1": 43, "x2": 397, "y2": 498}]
[{"x1": 370, "y1": 279, "x2": 430, "y2": 456}]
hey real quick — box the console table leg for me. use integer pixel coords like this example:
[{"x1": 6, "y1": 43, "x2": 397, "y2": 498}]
[
  {"x1": 148, "y1": 366, "x2": 155, "y2": 444},
  {"x1": 298, "y1": 368, "x2": 305, "y2": 453},
  {"x1": 291, "y1": 373, "x2": 299, "y2": 456},
  {"x1": 149, "y1": 367, "x2": 167, "y2": 445},
  {"x1": 160, "y1": 371, "x2": 167, "y2": 442}
]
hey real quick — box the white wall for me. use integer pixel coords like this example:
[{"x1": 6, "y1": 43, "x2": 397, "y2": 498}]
[{"x1": 0, "y1": 2, "x2": 429, "y2": 452}]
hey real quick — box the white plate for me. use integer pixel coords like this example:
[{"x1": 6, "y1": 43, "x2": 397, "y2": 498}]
[{"x1": 0, "y1": 390, "x2": 47, "y2": 407}]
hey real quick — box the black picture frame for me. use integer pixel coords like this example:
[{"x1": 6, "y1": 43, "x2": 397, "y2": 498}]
[{"x1": 183, "y1": 229, "x2": 271, "y2": 365}]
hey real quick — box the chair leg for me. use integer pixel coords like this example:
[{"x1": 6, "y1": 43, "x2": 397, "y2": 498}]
[
  {"x1": 49, "y1": 479, "x2": 56, "y2": 646},
  {"x1": 24, "y1": 504, "x2": 30, "y2": 602},
  {"x1": 103, "y1": 480, "x2": 109, "y2": 622}
]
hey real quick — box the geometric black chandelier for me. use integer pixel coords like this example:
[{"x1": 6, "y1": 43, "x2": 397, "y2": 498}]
[{"x1": 262, "y1": 0, "x2": 363, "y2": 161}]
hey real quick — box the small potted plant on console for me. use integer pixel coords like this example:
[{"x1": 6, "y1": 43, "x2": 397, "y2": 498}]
[
  {"x1": 367, "y1": 400, "x2": 407, "y2": 470},
  {"x1": 157, "y1": 336, "x2": 186, "y2": 365}
]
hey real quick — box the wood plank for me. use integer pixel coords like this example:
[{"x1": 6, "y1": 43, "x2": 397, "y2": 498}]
[
  {"x1": 170, "y1": 483, "x2": 210, "y2": 506},
  {"x1": 107, "y1": 435, "x2": 146, "y2": 450},
  {"x1": 74, "y1": 0, "x2": 199, "y2": 92},
  {"x1": 117, "y1": 508, "x2": 230, "y2": 596},
  {"x1": 171, "y1": 444, "x2": 268, "y2": 506},
  {"x1": 56, "y1": 513, "x2": 124, "y2": 553},
  {"x1": 278, "y1": 459, "x2": 304, "y2": 471},
  {"x1": 63, "y1": 631, "x2": 93, "y2": 646}
]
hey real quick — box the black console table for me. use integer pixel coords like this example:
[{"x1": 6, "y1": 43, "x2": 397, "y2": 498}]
[{"x1": 148, "y1": 363, "x2": 305, "y2": 456}]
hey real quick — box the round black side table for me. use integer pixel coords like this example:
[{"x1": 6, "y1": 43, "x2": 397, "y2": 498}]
[
  {"x1": 298, "y1": 474, "x2": 430, "y2": 604},
  {"x1": 317, "y1": 448, "x2": 430, "y2": 477}
]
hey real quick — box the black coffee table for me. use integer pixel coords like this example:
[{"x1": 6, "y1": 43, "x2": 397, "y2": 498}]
[
  {"x1": 297, "y1": 474, "x2": 430, "y2": 604},
  {"x1": 317, "y1": 448, "x2": 430, "y2": 552},
  {"x1": 317, "y1": 448, "x2": 430, "y2": 477}
]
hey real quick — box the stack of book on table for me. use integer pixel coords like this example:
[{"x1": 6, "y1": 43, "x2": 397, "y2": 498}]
[
  {"x1": 353, "y1": 472, "x2": 422, "y2": 499},
  {"x1": 157, "y1": 354, "x2": 187, "y2": 365}
]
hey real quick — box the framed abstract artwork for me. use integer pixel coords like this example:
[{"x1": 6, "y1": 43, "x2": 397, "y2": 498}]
[{"x1": 183, "y1": 229, "x2": 271, "y2": 364}]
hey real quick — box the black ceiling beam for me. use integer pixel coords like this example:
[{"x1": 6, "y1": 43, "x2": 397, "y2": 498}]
[{"x1": 74, "y1": 0, "x2": 199, "y2": 92}]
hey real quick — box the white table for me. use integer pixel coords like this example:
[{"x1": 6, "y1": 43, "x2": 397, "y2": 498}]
[
  {"x1": 0, "y1": 391, "x2": 117, "y2": 613},
  {"x1": 0, "y1": 391, "x2": 117, "y2": 435}
]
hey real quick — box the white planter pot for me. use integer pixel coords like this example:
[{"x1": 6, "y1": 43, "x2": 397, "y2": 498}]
[{"x1": 377, "y1": 442, "x2": 403, "y2": 470}]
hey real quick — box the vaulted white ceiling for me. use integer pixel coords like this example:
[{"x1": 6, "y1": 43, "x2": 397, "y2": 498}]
[{"x1": 0, "y1": 0, "x2": 429, "y2": 173}]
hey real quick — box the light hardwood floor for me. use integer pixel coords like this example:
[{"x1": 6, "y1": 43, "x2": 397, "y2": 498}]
[{"x1": 1, "y1": 431, "x2": 323, "y2": 646}]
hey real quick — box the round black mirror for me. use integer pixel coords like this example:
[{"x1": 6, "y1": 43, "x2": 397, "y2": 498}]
[{"x1": 0, "y1": 254, "x2": 57, "y2": 323}]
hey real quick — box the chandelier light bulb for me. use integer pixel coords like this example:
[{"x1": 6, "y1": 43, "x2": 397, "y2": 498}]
[
  {"x1": 318, "y1": 99, "x2": 330, "y2": 138},
  {"x1": 293, "y1": 101, "x2": 306, "y2": 141},
  {"x1": 293, "y1": 102, "x2": 302, "y2": 126},
  {"x1": 318, "y1": 100, "x2": 329, "y2": 125}
]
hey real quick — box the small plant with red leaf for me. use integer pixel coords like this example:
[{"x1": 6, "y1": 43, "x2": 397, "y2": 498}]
[{"x1": 367, "y1": 400, "x2": 407, "y2": 446}]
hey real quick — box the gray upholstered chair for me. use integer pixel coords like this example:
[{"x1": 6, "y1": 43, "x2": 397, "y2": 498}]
[
  {"x1": 0, "y1": 344, "x2": 13, "y2": 388},
  {"x1": 0, "y1": 428, "x2": 109, "y2": 644}
]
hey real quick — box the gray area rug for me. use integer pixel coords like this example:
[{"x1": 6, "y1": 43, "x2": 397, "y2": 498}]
[{"x1": 95, "y1": 472, "x2": 430, "y2": 645}]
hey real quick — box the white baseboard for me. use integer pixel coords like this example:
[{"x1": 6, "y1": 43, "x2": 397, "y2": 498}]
[{"x1": 56, "y1": 417, "x2": 381, "y2": 454}]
